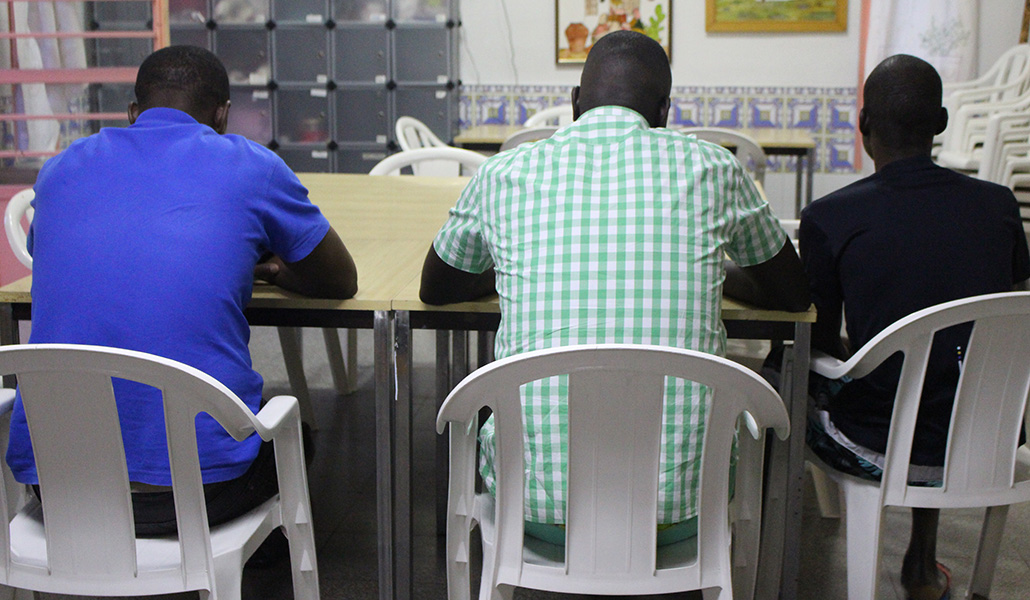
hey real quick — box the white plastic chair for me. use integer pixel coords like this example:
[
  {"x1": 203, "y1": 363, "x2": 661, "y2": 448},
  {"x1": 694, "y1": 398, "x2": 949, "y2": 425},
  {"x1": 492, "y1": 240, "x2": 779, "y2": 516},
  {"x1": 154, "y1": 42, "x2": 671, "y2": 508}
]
[
  {"x1": 523, "y1": 105, "x2": 574, "y2": 128},
  {"x1": 936, "y1": 91, "x2": 1030, "y2": 170},
  {"x1": 934, "y1": 45, "x2": 1030, "y2": 157},
  {"x1": 395, "y1": 115, "x2": 447, "y2": 152},
  {"x1": 807, "y1": 292, "x2": 1030, "y2": 600},
  {"x1": 498, "y1": 126, "x2": 558, "y2": 152},
  {"x1": 437, "y1": 343, "x2": 789, "y2": 600},
  {"x1": 3, "y1": 188, "x2": 34, "y2": 270},
  {"x1": 681, "y1": 127, "x2": 767, "y2": 185},
  {"x1": 0, "y1": 343, "x2": 318, "y2": 600},
  {"x1": 369, "y1": 147, "x2": 486, "y2": 177}
]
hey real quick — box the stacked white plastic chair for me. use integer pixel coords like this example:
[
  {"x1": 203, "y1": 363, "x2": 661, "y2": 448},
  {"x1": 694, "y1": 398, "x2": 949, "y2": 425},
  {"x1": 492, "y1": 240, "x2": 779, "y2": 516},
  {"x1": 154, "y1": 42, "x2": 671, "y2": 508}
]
[
  {"x1": 935, "y1": 44, "x2": 1030, "y2": 170},
  {"x1": 393, "y1": 116, "x2": 467, "y2": 177},
  {"x1": 0, "y1": 343, "x2": 318, "y2": 600},
  {"x1": 807, "y1": 292, "x2": 1030, "y2": 600},
  {"x1": 437, "y1": 343, "x2": 789, "y2": 600}
]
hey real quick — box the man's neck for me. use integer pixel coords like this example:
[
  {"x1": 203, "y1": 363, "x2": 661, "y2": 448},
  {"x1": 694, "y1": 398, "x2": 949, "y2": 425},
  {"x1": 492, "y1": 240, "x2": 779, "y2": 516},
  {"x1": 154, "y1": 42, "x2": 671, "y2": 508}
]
[{"x1": 872, "y1": 148, "x2": 931, "y2": 172}]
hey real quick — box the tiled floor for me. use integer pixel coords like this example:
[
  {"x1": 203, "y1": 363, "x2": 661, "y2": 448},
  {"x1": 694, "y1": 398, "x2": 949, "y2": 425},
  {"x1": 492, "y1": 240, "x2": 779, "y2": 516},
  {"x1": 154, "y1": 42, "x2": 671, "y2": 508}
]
[{"x1": 31, "y1": 327, "x2": 1030, "y2": 600}]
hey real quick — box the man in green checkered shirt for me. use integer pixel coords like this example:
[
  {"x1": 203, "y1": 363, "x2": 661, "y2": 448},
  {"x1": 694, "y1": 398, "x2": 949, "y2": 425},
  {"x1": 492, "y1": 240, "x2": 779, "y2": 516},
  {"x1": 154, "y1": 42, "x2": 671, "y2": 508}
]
[{"x1": 421, "y1": 31, "x2": 809, "y2": 541}]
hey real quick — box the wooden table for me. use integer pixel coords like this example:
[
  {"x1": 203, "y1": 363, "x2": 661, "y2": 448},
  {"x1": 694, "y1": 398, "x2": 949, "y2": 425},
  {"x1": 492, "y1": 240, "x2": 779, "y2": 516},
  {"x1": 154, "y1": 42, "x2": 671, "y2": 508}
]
[
  {"x1": 455, "y1": 124, "x2": 817, "y2": 217},
  {"x1": 0, "y1": 173, "x2": 813, "y2": 600}
]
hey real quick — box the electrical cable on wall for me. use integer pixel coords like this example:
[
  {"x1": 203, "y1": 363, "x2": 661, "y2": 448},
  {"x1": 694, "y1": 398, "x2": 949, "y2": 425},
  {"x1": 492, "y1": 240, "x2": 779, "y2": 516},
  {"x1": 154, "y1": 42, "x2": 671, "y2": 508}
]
[
  {"x1": 498, "y1": 0, "x2": 519, "y2": 86},
  {"x1": 457, "y1": 6, "x2": 481, "y2": 85}
]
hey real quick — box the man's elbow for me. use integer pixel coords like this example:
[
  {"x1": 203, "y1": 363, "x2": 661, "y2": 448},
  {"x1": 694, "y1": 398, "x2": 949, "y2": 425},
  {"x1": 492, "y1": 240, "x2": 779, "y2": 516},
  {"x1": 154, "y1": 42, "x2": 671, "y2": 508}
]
[
  {"x1": 419, "y1": 285, "x2": 449, "y2": 305},
  {"x1": 780, "y1": 289, "x2": 812, "y2": 313}
]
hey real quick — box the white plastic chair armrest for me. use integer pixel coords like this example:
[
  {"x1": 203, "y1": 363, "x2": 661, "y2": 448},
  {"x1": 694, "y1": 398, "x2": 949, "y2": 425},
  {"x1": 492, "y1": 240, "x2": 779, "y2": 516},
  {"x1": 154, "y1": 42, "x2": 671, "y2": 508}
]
[
  {"x1": 253, "y1": 395, "x2": 301, "y2": 440},
  {"x1": 0, "y1": 389, "x2": 15, "y2": 414},
  {"x1": 810, "y1": 350, "x2": 850, "y2": 380}
]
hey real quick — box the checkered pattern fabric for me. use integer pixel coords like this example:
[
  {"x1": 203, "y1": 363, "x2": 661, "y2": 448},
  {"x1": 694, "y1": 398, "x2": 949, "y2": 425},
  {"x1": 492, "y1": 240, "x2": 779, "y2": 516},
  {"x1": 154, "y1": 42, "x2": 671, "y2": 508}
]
[{"x1": 433, "y1": 106, "x2": 786, "y2": 525}]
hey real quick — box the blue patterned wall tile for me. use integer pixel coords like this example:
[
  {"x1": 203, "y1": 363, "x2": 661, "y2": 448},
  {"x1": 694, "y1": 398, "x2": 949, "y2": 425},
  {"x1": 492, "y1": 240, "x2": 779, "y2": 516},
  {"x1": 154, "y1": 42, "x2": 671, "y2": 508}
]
[
  {"x1": 458, "y1": 95, "x2": 472, "y2": 129},
  {"x1": 517, "y1": 96, "x2": 552, "y2": 125},
  {"x1": 708, "y1": 96, "x2": 744, "y2": 128},
  {"x1": 748, "y1": 97, "x2": 783, "y2": 129},
  {"x1": 670, "y1": 95, "x2": 704, "y2": 127},
  {"x1": 828, "y1": 97, "x2": 857, "y2": 132},
  {"x1": 787, "y1": 97, "x2": 823, "y2": 130},
  {"x1": 826, "y1": 136, "x2": 857, "y2": 173},
  {"x1": 476, "y1": 94, "x2": 511, "y2": 125}
]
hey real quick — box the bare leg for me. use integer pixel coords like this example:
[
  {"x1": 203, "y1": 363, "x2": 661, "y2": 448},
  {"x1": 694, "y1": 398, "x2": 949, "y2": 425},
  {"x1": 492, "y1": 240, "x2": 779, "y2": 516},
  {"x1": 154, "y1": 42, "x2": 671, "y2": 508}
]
[{"x1": 900, "y1": 508, "x2": 949, "y2": 600}]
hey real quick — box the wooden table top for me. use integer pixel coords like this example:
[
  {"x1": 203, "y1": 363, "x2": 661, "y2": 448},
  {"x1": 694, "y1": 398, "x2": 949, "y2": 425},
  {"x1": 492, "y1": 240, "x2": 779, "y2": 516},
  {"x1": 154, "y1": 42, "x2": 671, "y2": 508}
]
[{"x1": 454, "y1": 124, "x2": 816, "y2": 150}]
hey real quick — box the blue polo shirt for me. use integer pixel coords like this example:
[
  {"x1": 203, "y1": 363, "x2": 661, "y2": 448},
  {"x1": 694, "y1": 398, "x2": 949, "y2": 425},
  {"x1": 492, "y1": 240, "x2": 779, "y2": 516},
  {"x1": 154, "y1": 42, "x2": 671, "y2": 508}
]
[{"x1": 7, "y1": 108, "x2": 331, "y2": 485}]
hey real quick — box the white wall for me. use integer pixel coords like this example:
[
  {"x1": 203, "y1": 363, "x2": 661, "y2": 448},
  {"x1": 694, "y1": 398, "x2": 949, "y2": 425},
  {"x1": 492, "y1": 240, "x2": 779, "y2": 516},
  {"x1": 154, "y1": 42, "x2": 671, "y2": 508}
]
[{"x1": 458, "y1": 0, "x2": 1026, "y2": 210}]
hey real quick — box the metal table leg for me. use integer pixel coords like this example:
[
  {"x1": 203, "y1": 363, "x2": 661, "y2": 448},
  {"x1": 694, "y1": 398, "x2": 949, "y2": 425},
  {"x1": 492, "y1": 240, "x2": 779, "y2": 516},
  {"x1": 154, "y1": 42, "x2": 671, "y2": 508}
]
[
  {"x1": 393, "y1": 310, "x2": 413, "y2": 600},
  {"x1": 374, "y1": 310, "x2": 397, "y2": 600}
]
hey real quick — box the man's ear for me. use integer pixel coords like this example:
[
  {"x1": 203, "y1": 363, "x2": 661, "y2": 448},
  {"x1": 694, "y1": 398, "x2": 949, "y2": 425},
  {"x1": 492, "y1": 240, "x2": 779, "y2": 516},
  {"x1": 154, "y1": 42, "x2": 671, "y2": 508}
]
[
  {"x1": 571, "y1": 86, "x2": 581, "y2": 121},
  {"x1": 128, "y1": 102, "x2": 141, "y2": 125},
  {"x1": 935, "y1": 106, "x2": 948, "y2": 135},
  {"x1": 655, "y1": 96, "x2": 670, "y2": 128},
  {"x1": 213, "y1": 100, "x2": 231, "y2": 134},
  {"x1": 858, "y1": 107, "x2": 870, "y2": 137}
]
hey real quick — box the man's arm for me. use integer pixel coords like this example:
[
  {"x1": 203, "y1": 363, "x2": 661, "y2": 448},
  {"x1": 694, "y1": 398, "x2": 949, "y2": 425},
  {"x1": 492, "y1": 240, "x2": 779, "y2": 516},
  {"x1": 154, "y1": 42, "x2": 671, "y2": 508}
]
[
  {"x1": 255, "y1": 227, "x2": 357, "y2": 299},
  {"x1": 419, "y1": 245, "x2": 495, "y2": 305},
  {"x1": 723, "y1": 240, "x2": 811, "y2": 312}
]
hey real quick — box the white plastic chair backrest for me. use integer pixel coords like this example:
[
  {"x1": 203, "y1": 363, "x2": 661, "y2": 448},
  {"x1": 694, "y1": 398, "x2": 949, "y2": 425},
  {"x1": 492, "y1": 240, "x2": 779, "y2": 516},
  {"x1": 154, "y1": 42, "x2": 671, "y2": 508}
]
[
  {"x1": 4, "y1": 188, "x2": 34, "y2": 270},
  {"x1": 394, "y1": 116, "x2": 447, "y2": 152},
  {"x1": 436, "y1": 343, "x2": 789, "y2": 595},
  {"x1": 0, "y1": 343, "x2": 269, "y2": 591},
  {"x1": 811, "y1": 292, "x2": 1030, "y2": 510},
  {"x1": 523, "y1": 105, "x2": 574, "y2": 128},
  {"x1": 944, "y1": 44, "x2": 1030, "y2": 103},
  {"x1": 680, "y1": 127, "x2": 767, "y2": 184},
  {"x1": 368, "y1": 147, "x2": 486, "y2": 177},
  {"x1": 975, "y1": 111, "x2": 1030, "y2": 181},
  {"x1": 499, "y1": 126, "x2": 558, "y2": 152}
]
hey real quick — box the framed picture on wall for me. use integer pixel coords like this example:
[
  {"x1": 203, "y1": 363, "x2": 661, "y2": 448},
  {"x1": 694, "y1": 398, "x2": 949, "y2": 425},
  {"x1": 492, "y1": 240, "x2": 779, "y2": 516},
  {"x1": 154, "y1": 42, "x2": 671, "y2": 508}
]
[
  {"x1": 705, "y1": 0, "x2": 847, "y2": 33},
  {"x1": 556, "y1": 0, "x2": 672, "y2": 64}
]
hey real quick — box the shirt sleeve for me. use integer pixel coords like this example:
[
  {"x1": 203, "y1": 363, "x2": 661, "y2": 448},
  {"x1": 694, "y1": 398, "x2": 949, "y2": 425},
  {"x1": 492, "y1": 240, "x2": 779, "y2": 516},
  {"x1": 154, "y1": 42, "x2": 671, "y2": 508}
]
[
  {"x1": 432, "y1": 172, "x2": 494, "y2": 274},
  {"x1": 721, "y1": 159, "x2": 786, "y2": 267},
  {"x1": 260, "y1": 157, "x2": 331, "y2": 264}
]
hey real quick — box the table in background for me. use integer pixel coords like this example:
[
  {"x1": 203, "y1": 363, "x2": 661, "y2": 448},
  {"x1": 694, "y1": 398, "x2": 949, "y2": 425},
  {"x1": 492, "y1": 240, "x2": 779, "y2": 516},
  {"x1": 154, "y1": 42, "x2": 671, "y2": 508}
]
[{"x1": 455, "y1": 124, "x2": 817, "y2": 216}]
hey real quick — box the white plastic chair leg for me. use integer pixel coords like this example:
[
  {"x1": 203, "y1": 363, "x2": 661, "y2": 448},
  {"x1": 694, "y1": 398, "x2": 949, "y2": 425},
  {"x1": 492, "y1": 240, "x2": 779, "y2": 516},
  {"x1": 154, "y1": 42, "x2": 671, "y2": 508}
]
[
  {"x1": 842, "y1": 482, "x2": 884, "y2": 600},
  {"x1": 807, "y1": 461, "x2": 842, "y2": 518},
  {"x1": 276, "y1": 327, "x2": 316, "y2": 428},
  {"x1": 967, "y1": 504, "x2": 1008, "y2": 599},
  {"x1": 322, "y1": 328, "x2": 358, "y2": 395}
]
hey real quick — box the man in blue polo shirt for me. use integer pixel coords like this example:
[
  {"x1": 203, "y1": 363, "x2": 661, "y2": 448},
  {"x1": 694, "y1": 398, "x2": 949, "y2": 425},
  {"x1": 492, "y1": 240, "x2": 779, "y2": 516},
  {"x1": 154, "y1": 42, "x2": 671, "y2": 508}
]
[{"x1": 6, "y1": 45, "x2": 357, "y2": 534}]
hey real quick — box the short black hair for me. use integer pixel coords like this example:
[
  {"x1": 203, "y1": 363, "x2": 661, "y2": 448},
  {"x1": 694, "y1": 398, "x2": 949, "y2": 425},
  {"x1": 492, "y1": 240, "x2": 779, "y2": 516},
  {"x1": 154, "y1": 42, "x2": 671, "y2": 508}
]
[
  {"x1": 578, "y1": 30, "x2": 671, "y2": 127},
  {"x1": 135, "y1": 45, "x2": 230, "y2": 114},
  {"x1": 863, "y1": 54, "x2": 943, "y2": 149}
]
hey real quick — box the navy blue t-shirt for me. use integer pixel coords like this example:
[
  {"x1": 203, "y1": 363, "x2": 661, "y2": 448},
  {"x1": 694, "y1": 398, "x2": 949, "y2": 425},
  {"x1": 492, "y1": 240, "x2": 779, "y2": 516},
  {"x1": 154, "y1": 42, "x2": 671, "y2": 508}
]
[
  {"x1": 800, "y1": 156, "x2": 1030, "y2": 465},
  {"x1": 7, "y1": 108, "x2": 331, "y2": 485}
]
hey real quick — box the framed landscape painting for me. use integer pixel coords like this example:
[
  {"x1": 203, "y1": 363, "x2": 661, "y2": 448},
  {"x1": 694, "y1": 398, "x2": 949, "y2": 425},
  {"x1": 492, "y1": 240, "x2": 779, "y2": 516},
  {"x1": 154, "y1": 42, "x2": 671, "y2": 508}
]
[
  {"x1": 706, "y1": 0, "x2": 847, "y2": 33},
  {"x1": 557, "y1": 0, "x2": 672, "y2": 64}
]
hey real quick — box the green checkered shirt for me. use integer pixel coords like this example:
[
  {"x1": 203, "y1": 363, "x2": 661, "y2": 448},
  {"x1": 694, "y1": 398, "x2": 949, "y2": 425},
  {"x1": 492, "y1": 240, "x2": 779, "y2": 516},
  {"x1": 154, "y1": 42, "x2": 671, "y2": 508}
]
[{"x1": 433, "y1": 106, "x2": 786, "y2": 525}]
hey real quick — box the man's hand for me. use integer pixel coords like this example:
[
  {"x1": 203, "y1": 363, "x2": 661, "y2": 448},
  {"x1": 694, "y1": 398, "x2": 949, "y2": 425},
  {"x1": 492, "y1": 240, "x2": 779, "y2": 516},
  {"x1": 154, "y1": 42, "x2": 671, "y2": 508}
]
[{"x1": 254, "y1": 255, "x2": 285, "y2": 284}]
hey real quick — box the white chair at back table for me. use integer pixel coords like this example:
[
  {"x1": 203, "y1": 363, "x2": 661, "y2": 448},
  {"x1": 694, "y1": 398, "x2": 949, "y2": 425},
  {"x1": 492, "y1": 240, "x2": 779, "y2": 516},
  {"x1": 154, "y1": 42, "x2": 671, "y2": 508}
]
[
  {"x1": 369, "y1": 147, "x2": 486, "y2": 177},
  {"x1": 498, "y1": 126, "x2": 558, "y2": 152},
  {"x1": 680, "y1": 127, "x2": 767, "y2": 185},
  {"x1": 0, "y1": 343, "x2": 318, "y2": 600},
  {"x1": 806, "y1": 292, "x2": 1030, "y2": 600},
  {"x1": 437, "y1": 343, "x2": 789, "y2": 600},
  {"x1": 2, "y1": 187, "x2": 332, "y2": 428},
  {"x1": 395, "y1": 115, "x2": 447, "y2": 152},
  {"x1": 523, "y1": 105, "x2": 574, "y2": 128},
  {"x1": 3, "y1": 188, "x2": 33, "y2": 270}
]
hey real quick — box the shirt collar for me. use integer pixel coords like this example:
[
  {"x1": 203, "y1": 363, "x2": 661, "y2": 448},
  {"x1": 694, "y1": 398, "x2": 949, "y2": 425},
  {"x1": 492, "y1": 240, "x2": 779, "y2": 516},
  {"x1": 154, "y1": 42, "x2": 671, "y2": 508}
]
[
  {"x1": 555, "y1": 105, "x2": 652, "y2": 142},
  {"x1": 131, "y1": 107, "x2": 203, "y2": 128}
]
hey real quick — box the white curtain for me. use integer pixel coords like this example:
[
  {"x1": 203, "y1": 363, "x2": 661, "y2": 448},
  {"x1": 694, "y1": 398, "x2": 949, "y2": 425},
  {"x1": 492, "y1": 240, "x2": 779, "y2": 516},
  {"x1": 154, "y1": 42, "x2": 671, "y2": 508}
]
[
  {"x1": 862, "y1": 0, "x2": 979, "y2": 85},
  {"x1": 8, "y1": 2, "x2": 87, "y2": 160}
]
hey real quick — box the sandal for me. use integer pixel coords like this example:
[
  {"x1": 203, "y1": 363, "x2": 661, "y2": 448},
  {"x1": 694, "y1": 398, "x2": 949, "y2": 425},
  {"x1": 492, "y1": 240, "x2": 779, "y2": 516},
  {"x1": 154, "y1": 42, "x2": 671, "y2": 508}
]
[{"x1": 905, "y1": 562, "x2": 952, "y2": 600}]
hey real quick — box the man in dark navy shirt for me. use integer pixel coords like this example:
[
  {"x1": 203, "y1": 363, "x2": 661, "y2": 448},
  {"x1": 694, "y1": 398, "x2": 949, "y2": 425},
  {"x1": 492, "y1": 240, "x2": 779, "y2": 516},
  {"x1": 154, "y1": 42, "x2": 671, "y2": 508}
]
[{"x1": 800, "y1": 54, "x2": 1030, "y2": 600}]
